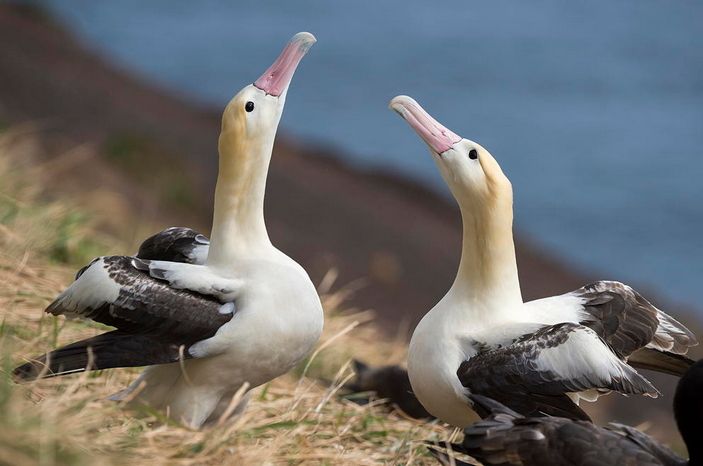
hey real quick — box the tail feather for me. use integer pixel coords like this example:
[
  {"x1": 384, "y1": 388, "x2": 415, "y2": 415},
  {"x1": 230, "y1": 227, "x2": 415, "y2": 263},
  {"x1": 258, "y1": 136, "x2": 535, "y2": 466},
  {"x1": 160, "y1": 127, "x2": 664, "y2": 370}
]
[
  {"x1": 13, "y1": 331, "x2": 182, "y2": 382},
  {"x1": 628, "y1": 347, "x2": 695, "y2": 377}
]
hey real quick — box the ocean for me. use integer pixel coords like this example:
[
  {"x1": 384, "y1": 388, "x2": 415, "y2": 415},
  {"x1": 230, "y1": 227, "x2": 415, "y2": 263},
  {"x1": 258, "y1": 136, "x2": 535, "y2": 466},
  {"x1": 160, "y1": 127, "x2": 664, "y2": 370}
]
[{"x1": 39, "y1": 0, "x2": 703, "y2": 312}]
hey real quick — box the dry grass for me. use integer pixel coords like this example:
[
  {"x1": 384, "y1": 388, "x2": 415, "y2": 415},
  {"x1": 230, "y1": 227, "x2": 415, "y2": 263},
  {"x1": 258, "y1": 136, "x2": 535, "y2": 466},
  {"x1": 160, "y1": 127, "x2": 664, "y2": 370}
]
[{"x1": 0, "y1": 128, "x2": 463, "y2": 465}]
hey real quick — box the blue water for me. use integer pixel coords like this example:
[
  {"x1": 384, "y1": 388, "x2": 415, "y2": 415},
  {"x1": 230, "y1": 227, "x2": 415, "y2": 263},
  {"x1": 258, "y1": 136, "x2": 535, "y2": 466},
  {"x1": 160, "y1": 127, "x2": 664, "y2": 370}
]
[{"x1": 39, "y1": 1, "x2": 703, "y2": 312}]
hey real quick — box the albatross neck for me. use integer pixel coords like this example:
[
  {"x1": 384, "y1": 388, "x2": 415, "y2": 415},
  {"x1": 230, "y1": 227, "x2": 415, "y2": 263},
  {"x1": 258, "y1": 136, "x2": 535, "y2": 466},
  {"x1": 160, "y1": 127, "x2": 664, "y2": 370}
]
[
  {"x1": 207, "y1": 134, "x2": 274, "y2": 266},
  {"x1": 451, "y1": 200, "x2": 523, "y2": 309}
]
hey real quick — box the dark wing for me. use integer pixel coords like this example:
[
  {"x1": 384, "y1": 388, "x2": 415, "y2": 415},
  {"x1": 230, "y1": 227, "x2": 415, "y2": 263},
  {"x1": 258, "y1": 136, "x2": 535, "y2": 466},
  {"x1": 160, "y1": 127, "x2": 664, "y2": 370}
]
[
  {"x1": 606, "y1": 423, "x2": 685, "y2": 466},
  {"x1": 14, "y1": 255, "x2": 233, "y2": 381},
  {"x1": 13, "y1": 331, "x2": 191, "y2": 380},
  {"x1": 438, "y1": 394, "x2": 665, "y2": 466},
  {"x1": 457, "y1": 323, "x2": 658, "y2": 421},
  {"x1": 136, "y1": 226, "x2": 209, "y2": 264},
  {"x1": 452, "y1": 394, "x2": 561, "y2": 466},
  {"x1": 71, "y1": 226, "x2": 208, "y2": 283},
  {"x1": 575, "y1": 281, "x2": 696, "y2": 357},
  {"x1": 573, "y1": 281, "x2": 697, "y2": 376}
]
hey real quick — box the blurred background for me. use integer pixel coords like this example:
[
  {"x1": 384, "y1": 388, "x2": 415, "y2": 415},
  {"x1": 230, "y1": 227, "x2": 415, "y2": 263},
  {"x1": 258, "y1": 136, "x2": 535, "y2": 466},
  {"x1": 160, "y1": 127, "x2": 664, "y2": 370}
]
[
  {"x1": 35, "y1": 0, "x2": 703, "y2": 310},
  {"x1": 0, "y1": 0, "x2": 701, "y2": 449}
]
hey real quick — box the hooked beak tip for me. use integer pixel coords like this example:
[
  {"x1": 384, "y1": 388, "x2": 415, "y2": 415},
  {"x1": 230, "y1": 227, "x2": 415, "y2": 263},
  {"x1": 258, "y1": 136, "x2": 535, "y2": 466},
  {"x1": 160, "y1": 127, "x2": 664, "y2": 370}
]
[
  {"x1": 388, "y1": 95, "x2": 414, "y2": 118},
  {"x1": 291, "y1": 31, "x2": 317, "y2": 49},
  {"x1": 253, "y1": 31, "x2": 316, "y2": 97},
  {"x1": 389, "y1": 95, "x2": 462, "y2": 154}
]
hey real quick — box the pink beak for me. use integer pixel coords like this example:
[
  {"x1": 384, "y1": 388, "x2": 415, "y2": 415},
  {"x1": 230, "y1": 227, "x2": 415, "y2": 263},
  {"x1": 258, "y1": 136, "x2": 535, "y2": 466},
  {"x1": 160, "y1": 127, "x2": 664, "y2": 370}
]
[
  {"x1": 254, "y1": 32, "x2": 316, "y2": 97},
  {"x1": 390, "y1": 95, "x2": 462, "y2": 154}
]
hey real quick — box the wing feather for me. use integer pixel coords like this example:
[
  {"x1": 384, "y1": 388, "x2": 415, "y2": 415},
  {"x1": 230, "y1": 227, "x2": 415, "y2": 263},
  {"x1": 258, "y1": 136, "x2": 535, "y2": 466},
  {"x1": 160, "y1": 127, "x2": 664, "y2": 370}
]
[
  {"x1": 136, "y1": 227, "x2": 209, "y2": 264},
  {"x1": 458, "y1": 323, "x2": 658, "y2": 421},
  {"x1": 444, "y1": 394, "x2": 670, "y2": 466},
  {"x1": 47, "y1": 256, "x2": 231, "y2": 339},
  {"x1": 575, "y1": 281, "x2": 696, "y2": 358},
  {"x1": 15, "y1": 255, "x2": 234, "y2": 380},
  {"x1": 14, "y1": 331, "x2": 187, "y2": 380}
]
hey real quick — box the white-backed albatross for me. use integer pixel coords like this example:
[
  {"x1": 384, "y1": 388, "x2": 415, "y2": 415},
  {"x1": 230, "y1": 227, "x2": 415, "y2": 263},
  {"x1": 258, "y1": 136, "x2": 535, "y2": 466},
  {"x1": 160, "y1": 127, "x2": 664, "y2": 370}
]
[
  {"x1": 14, "y1": 32, "x2": 324, "y2": 429},
  {"x1": 389, "y1": 95, "x2": 698, "y2": 427}
]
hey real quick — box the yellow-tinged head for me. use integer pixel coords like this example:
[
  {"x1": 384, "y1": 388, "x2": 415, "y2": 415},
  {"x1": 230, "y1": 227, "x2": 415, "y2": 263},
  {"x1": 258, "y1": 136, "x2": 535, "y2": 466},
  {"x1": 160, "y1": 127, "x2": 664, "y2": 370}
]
[
  {"x1": 390, "y1": 95, "x2": 522, "y2": 301},
  {"x1": 389, "y1": 95, "x2": 512, "y2": 214},
  {"x1": 208, "y1": 32, "x2": 316, "y2": 261},
  {"x1": 218, "y1": 32, "x2": 316, "y2": 174}
]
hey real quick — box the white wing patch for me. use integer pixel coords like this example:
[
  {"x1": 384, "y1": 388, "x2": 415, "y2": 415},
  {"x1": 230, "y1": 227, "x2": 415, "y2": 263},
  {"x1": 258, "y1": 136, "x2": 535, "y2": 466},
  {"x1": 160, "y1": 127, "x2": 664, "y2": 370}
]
[
  {"x1": 535, "y1": 326, "x2": 658, "y2": 397},
  {"x1": 51, "y1": 258, "x2": 120, "y2": 317}
]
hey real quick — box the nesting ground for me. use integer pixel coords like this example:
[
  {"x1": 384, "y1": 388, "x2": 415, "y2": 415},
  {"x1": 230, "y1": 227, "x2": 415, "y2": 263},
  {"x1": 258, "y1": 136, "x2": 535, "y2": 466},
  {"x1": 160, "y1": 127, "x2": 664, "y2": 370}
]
[{"x1": 0, "y1": 129, "x2": 472, "y2": 465}]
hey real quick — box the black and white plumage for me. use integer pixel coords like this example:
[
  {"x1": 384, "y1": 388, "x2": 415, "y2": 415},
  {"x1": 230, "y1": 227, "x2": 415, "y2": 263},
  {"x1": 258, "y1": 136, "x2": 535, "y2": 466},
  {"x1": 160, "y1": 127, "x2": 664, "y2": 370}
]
[
  {"x1": 569, "y1": 281, "x2": 695, "y2": 361},
  {"x1": 454, "y1": 282, "x2": 696, "y2": 421},
  {"x1": 136, "y1": 226, "x2": 210, "y2": 264},
  {"x1": 14, "y1": 33, "x2": 323, "y2": 429},
  {"x1": 13, "y1": 231, "x2": 230, "y2": 380},
  {"x1": 457, "y1": 321, "x2": 656, "y2": 421},
  {"x1": 390, "y1": 95, "x2": 698, "y2": 427},
  {"x1": 437, "y1": 359, "x2": 703, "y2": 466}
]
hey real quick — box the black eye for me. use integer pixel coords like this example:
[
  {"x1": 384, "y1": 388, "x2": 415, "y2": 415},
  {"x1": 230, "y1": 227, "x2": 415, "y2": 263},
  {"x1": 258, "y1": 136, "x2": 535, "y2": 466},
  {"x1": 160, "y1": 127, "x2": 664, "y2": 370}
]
[
  {"x1": 469, "y1": 149, "x2": 478, "y2": 160},
  {"x1": 245, "y1": 101, "x2": 255, "y2": 112}
]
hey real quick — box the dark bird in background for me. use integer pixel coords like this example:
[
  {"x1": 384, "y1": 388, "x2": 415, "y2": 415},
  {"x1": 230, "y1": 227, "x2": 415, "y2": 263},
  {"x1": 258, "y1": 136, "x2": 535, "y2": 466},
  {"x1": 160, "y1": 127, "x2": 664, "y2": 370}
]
[
  {"x1": 432, "y1": 359, "x2": 703, "y2": 466},
  {"x1": 344, "y1": 360, "x2": 433, "y2": 420}
]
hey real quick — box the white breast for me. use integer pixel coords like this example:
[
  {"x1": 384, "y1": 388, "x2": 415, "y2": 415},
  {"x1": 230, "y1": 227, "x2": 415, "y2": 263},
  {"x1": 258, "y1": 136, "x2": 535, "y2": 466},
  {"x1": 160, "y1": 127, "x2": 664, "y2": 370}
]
[
  {"x1": 408, "y1": 294, "x2": 534, "y2": 427},
  {"x1": 407, "y1": 304, "x2": 479, "y2": 427},
  {"x1": 189, "y1": 256, "x2": 323, "y2": 387}
]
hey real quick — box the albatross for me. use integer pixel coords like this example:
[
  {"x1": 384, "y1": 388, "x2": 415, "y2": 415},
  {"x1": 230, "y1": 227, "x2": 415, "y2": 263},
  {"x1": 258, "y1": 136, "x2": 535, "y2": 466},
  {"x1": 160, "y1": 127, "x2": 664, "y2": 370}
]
[
  {"x1": 389, "y1": 95, "x2": 697, "y2": 427},
  {"x1": 439, "y1": 359, "x2": 703, "y2": 465},
  {"x1": 13, "y1": 32, "x2": 324, "y2": 429}
]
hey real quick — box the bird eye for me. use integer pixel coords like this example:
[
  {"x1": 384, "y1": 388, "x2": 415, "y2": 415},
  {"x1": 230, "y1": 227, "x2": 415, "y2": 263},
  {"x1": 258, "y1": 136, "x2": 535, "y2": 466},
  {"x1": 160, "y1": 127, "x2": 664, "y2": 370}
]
[
  {"x1": 469, "y1": 149, "x2": 478, "y2": 160},
  {"x1": 245, "y1": 101, "x2": 255, "y2": 112}
]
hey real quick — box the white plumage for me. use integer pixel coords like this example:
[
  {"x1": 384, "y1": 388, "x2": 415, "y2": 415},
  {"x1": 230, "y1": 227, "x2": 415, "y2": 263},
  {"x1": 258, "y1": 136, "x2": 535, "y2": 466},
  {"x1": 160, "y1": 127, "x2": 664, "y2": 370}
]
[
  {"x1": 14, "y1": 32, "x2": 323, "y2": 429},
  {"x1": 391, "y1": 95, "x2": 697, "y2": 427}
]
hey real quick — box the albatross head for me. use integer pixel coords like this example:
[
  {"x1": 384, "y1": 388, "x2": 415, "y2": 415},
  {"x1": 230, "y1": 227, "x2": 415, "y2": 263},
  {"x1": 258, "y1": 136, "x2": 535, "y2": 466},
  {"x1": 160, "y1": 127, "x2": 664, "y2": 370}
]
[
  {"x1": 218, "y1": 32, "x2": 316, "y2": 171},
  {"x1": 390, "y1": 95, "x2": 522, "y2": 303},
  {"x1": 208, "y1": 32, "x2": 316, "y2": 261},
  {"x1": 390, "y1": 95, "x2": 522, "y2": 302},
  {"x1": 389, "y1": 95, "x2": 512, "y2": 212}
]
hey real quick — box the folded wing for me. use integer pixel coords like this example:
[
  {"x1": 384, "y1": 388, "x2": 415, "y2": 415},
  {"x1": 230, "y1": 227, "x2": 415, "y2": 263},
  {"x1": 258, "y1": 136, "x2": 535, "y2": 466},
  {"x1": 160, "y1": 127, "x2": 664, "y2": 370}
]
[
  {"x1": 14, "y1": 228, "x2": 233, "y2": 381},
  {"x1": 457, "y1": 323, "x2": 658, "y2": 421},
  {"x1": 136, "y1": 226, "x2": 209, "y2": 265}
]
